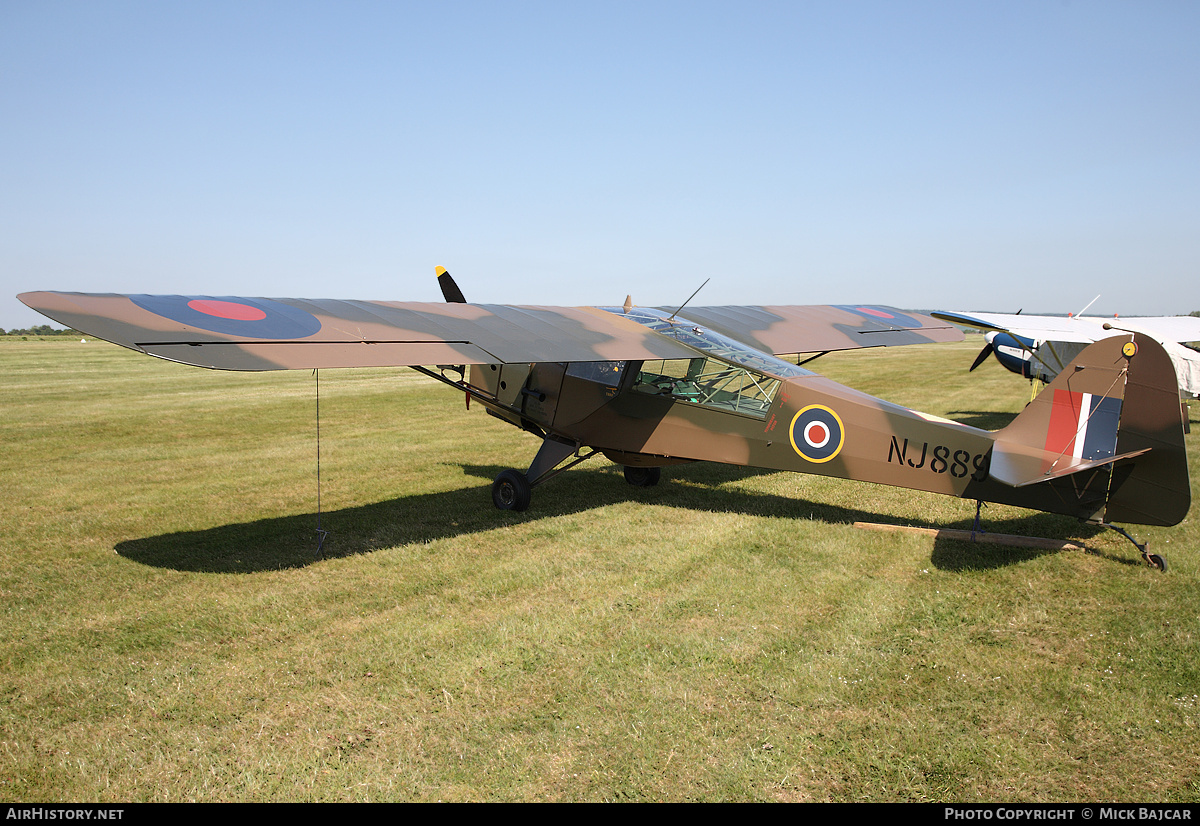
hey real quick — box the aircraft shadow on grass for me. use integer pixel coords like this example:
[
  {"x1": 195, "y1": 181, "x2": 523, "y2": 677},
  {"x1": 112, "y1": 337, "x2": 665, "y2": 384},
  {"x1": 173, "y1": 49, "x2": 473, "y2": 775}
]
[{"x1": 115, "y1": 460, "x2": 1117, "y2": 576}]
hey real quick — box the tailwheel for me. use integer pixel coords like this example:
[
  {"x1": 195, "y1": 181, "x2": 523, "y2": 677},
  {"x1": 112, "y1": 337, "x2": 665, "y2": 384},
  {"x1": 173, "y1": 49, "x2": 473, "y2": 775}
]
[
  {"x1": 492, "y1": 469, "x2": 532, "y2": 511},
  {"x1": 623, "y1": 466, "x2": 661, "y2": 487},
  {"x1": 1104, "y1": 523, "x2": 1167, "y2": 573},
  {"x1": 1144, "y1": 551, "x2": 1167, "y2": 573}
]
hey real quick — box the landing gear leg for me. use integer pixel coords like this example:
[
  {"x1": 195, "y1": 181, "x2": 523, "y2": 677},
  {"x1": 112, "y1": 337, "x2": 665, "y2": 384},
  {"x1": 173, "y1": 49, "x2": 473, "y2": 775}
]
[
  {"x1": 1103, "y1": 523, "x2": 1166, "y2": 572},
  {"x1": 490, "y1": 436, "x2": 600, "y2": 512}
]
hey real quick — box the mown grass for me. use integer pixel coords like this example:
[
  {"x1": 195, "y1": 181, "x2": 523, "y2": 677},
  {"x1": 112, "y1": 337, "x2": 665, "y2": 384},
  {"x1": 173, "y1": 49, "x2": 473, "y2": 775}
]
[{"x1": 1, "y1": 335, "x2": 1197, "y2": 802}]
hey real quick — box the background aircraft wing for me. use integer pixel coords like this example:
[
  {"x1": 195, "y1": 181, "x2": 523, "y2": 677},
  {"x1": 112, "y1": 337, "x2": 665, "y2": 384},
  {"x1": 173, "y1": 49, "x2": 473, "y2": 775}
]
[
  {"x1": 18, "y1": 291, "x2": 702, "y2": 371},
  {"x1": 1117, "y1": 316, "x2": 1200, "y2": 342},
  {"x1": 931, "y1": 311, "x2": 1102, "y2": 343},
  {"x1": 658, "y1": 304, "x2": 962, "y2": 356},
  {"x1": 933, "y1": 310, "x2": 1200, "y2": 345}
]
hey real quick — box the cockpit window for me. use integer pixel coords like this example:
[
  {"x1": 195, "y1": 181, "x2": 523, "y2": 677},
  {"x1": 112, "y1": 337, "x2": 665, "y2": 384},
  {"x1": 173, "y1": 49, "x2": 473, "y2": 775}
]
[
  {"x1": 565, "y1": 360, "x2": 626, "y2": 385},
  {"x1": 634, "y1": 357, "x2": 780, "y2": 418},
  {"x1": 599, "y1": 307, "x2": 816, "y2": 419}
]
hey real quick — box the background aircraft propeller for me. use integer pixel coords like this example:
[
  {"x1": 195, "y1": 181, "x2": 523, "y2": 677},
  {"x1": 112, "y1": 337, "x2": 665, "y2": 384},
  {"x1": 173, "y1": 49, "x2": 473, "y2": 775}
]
[
  {"x1": 969, "y1": 339, "x2": 994, "y2": 371},
  {"x1": 967, "y1": 309, "x2": 1020, "y2": 372}
]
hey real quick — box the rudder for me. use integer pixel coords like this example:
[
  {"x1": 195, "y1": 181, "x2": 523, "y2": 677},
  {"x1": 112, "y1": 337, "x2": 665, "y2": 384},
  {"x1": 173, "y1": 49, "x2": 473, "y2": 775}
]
[
  {"x1": 989, "y1": 333, "x2": 1190, "y2": 526},
  {"x1": 1104, "y1": 333, "x2": 1191, "y2": 526}
]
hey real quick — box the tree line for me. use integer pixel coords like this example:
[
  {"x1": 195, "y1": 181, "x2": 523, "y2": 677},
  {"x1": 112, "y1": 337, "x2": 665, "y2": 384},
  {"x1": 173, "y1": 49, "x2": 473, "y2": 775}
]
[{"x1": 2, "y1": 325, "x2": 81, "y2": 337}]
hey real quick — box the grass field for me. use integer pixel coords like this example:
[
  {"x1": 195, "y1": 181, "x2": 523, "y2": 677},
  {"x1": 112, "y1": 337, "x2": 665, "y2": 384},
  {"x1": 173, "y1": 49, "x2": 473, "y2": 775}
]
[{"x1": 2, "y1": 335, "x2": 1197, "y2": 802}]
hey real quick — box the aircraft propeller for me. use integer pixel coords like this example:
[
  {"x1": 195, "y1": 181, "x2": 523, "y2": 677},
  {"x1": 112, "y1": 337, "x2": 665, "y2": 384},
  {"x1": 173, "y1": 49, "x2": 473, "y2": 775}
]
[
  {"x1": 967, "y1": 309, "x2": 1020, "y2": 372},
  {"x1": 436, "y1": 266, "x2": 467, "y2": 304},
  {"x1": 969, "y1": 339, "x2": 994, "y2": 371},
  {"x1": 434, "y1": 266, "x2": 468, "y2": 388}
]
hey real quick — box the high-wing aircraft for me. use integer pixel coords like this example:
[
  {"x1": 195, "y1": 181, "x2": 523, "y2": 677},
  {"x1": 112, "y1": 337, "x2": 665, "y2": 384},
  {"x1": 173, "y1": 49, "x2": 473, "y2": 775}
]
[
  {"x1": 19, "y1": 270, "x2": 1193, "y2": 570},
  {"x1": 933, "y1": 309, "x2": 1200, "y2": 399}
]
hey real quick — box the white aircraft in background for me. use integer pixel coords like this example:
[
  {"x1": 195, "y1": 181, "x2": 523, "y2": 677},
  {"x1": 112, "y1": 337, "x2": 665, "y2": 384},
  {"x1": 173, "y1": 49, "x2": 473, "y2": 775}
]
[{"x1": 933, "y1": 303, "x2": 1200, "y2": 400}]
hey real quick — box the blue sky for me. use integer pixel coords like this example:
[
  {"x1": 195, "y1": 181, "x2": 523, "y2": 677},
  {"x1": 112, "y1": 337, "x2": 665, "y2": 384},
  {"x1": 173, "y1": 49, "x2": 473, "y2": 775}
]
[{"x1": 3, "y1": 0, "x2": 1198, "y2": 330}]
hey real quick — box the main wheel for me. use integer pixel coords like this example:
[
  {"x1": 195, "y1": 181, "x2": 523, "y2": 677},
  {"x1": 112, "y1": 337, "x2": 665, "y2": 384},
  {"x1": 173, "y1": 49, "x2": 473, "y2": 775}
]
[
  {"x1": 623, "y1": 466, "x2": 662, "y2": 487},
  {"x1": 492, "y1": 469, "x2": 532, "y2": 511}
]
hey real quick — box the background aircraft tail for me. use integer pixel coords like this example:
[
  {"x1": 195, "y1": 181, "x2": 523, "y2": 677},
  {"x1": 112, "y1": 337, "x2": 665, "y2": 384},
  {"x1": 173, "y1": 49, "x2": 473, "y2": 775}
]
[{"x1": 989, "y1": 333, "x2": 1190, "y2": 527}]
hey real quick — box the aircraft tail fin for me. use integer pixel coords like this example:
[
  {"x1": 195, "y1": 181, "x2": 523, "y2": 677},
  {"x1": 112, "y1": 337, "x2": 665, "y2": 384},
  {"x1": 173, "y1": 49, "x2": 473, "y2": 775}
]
[{"x1": 989, "y1": 333, "x2": 1190, "y2": 526}]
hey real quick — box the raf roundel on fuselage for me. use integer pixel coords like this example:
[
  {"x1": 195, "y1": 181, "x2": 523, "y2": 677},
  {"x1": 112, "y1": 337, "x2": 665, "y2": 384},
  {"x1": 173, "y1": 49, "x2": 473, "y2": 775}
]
[{"x1": 789, "y1": 404, "x2": 845, "y2": 463}]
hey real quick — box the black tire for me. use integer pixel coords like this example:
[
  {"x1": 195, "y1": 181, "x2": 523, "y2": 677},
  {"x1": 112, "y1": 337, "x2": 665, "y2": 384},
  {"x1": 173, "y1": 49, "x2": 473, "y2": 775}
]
[
  {"x1": 492, "y1": 469, "x2": 532, "y2": 511},
  {"x1": 623, "y1": 466, "x2": 662, "y2": 487},
  {"x1": 1148, "y1": 553, "x2": 1167, "y2": 573}
]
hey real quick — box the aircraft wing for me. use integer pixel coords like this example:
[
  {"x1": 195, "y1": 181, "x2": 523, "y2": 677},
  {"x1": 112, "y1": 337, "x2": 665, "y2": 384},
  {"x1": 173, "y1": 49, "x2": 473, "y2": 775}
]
[
  {"x1": 661, "y1": 304, "x2": 963, "y2": 355},
  {"x1": 932, "y1": 310, "x2": 1200, "y2": 345},
  {"x1": 18, "y1": 292, "x2": 705, "y2": 370},
  {"x1": 18, "y1": 291, "x2": 962, "y2": 372}
]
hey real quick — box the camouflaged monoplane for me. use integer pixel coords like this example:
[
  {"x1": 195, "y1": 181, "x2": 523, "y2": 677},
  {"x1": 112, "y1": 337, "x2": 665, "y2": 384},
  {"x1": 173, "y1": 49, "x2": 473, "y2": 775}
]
[{"x1": 19, "y1": 268, "x2": 1192, "y2": 570}]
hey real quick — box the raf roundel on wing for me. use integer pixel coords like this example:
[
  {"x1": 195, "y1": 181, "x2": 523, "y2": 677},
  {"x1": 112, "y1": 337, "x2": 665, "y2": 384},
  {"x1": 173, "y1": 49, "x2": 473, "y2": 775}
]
[
  {"x1": 130, "y1": 295, "x2": 322, "y2": 339},
  {"x1": 834, "y1": 305, "x2": 921, "y2": 328}
]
